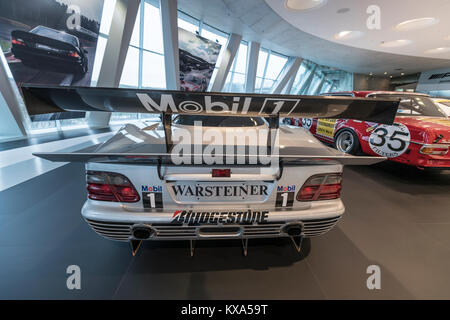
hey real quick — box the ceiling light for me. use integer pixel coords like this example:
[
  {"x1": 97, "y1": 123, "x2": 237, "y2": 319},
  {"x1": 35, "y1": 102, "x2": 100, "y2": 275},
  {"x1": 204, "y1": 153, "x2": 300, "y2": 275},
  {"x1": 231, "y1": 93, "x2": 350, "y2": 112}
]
[
  {"x1": 285, "y1": 0, "x2": 327, "y2": 11},
  {"x1": 384, "y1": 72, "x2": 388, "y2": 75},
  {"x1": 334, "y1": 30, "x2": 363, "y2": 40},
  {"x1": 390, "y1": 76, "x2": 393, "y2": 78},
  {"x1": 395, "y1": 17, "x2": 439, "y2": 32},
  {"x1": 379, "y1": 39, "x2": 412, "y2": 48},
  {"x1": 425, "y1": 47, "x2": 450, "y2": 54},
  {"x1": 401, "y1": 73, "x2": 405, "y2": 76}
]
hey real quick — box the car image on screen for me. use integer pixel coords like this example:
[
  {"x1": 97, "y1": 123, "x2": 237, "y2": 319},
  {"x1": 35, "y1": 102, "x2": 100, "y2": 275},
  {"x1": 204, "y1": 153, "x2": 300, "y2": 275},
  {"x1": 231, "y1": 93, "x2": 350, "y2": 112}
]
[{"x1": 11, "y1": 25, "x2": 88, "y2": 74}]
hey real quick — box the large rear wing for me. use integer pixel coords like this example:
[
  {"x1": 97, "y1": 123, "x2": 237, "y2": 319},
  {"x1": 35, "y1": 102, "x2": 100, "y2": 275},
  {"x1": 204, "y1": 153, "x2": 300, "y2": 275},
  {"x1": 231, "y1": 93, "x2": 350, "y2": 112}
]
[
  {"x1": 21, "y1": 85, "x2": 399, "y2": 124},
  {"x1": 21, "y1": 86, "x2": 400, "y2": 168}
]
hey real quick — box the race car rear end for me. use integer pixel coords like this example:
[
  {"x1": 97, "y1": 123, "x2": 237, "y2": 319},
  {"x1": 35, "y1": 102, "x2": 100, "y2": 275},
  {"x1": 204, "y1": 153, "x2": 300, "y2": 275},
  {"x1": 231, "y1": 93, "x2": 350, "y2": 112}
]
[
  {"x1": 82, "y1": 155, "x2": 344, "y2": 243},
  {"x1": 21, "y1": 85, "x2": 400, "y2": 255}
]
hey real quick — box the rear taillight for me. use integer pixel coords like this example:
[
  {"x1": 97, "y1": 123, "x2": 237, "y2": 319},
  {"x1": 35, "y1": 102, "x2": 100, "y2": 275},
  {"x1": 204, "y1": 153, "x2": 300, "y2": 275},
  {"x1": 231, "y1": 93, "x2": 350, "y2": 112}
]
[
  {"x1": 12, "y1": 38, "x2": 25, "y2": 46},
  {"x1": 68, "y1": 51, "x2": 80, "y2": 58},
  {"x1": 297, "y1": 173, "x2": 342, "y2": 201},
  {"x1": 86, "y1": 171, "x2": 140, "y2": 202},
  {"x1": 419, "y1": 144, "x2": 449, "y2": 155}
]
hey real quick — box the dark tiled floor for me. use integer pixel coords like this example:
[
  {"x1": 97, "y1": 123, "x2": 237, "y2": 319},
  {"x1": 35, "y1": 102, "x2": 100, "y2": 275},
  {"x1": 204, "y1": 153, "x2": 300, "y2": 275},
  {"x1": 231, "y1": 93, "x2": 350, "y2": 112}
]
[{"x1": 0, "y1": 162, "x2": 449, "y2": 299}]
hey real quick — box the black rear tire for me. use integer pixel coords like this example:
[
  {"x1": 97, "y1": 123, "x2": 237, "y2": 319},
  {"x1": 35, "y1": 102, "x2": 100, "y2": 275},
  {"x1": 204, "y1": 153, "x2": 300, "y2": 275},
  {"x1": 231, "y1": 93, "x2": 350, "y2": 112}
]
[{"x1": 334, "y1": 129, "x2": 361, "y2": 155}]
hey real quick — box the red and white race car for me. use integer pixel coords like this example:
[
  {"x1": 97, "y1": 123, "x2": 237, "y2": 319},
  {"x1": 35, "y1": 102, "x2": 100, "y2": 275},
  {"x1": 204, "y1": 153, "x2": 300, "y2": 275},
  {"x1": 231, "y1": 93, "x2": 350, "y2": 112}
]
[{"x1": 289, "y1": 91, "x2": 450, "y2": 170}]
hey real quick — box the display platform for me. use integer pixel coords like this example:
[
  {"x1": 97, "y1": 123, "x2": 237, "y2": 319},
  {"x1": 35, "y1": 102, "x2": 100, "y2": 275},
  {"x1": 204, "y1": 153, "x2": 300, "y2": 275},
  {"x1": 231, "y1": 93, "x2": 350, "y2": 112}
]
[{"x1": 0, "y1": 162, "x2": 448, "y2": 299}]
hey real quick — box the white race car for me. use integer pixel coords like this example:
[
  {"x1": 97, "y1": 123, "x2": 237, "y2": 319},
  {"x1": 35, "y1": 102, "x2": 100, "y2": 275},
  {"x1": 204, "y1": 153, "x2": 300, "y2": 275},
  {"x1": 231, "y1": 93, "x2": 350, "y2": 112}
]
[{"x1": 21, "y1": 86, "x2": 399, "y2": 255}]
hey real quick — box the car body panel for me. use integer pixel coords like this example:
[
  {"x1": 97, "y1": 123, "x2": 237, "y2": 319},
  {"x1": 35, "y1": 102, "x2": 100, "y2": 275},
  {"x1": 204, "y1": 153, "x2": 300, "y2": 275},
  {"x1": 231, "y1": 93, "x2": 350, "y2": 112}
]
[{"x1": 77, "y1": 122, "x2": 347, "y2": 241}]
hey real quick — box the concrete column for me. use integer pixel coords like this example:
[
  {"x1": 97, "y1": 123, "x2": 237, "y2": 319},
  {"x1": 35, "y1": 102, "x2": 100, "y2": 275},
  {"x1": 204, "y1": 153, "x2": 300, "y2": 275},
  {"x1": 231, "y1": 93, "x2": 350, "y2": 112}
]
[
  {"x1": 314, "y1": 76, "x2": 326, "y2": 95},
  {"x1": 0, "y1": 51, "x2": 28, "y2": 138},
  {"x1": 160, "y1": 0, "x2": 180, "y2": 90},
  {"x1": 244, "y1": 41, "x2": 260, "y2": 93},
  {"x1": 272, "y1": 57, "x2": 302, "y2": 94},
  {"x1": 282, "y1": 73, "x2": 296, "y2": 94},
  {"x1": 87, "y1": 0, "x2": 140, "y2": 128},
  {"x1": 298, "y1": 64, "x2": 317, "y2": 95},
  {"x1": 210, "y1": 33, "x2": 242, "y2": 92}
]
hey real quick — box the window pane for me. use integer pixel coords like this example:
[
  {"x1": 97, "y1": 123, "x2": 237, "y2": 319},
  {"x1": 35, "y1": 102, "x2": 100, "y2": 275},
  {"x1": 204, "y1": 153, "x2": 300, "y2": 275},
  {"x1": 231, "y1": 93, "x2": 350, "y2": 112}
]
[
  {"x1": 143, "y1": 2, "x2": 164, "y2": 54},
  {"x1": 201, "y1": 25, "x2": 228, "y2": 68},
  {"x1": 178, "y1": 18, "x2": 199, "y2": 34},
  {"x1": 305, "y1": 74, "x2": 321, "y2": 95},
  {"x1": 265, "y1": 53, "x2": 287, "y2": 80},
  {"x1": 142, "y1": 51, "x2": 166, "y2": 88},
  {"x1": 255, "y1": 77, "x2": 262, "y2": 92},
  {"x1": 201, "y1": 27, "x2": 228, "y2": 45},
  {"x1": 119, "y1": 46, "x2": 139, "y2": 87},
  {"x1": 291, "y1": 63, "x2": 310, "y2": 94},
  {"x1": 229, "y1": 73, "x2": 245, "y2": 93},
  {"x1": 90, "y1": 36, "x2": 107, "y2": 86},
  {"x1": 234, "y1": 43, "x2": 248, "y2": 74},
  {"x1": 261, "y1": 79, "x2": 274, "y2": 93},
  {"x1": 60, "y1": 118, "x2": 87, "y2": 129},
  {"x1": 256, "y1": 50, "x2": 268, "y2": 77},
  {"x1": 130, "y1": 5, "x2": 140, "y2": 47},
  {"x1": 110, "y1": 113, "x2": 139, "y2": 123},
  {"x1": 29, "y1": 121, "x2": 57, "y2": 134},
  {"x1": 99, "y1": 0, "x2": 117, "y2": 35},
  {"x1": 223, "y1": 72, "x2": 232, "y2": 92}
]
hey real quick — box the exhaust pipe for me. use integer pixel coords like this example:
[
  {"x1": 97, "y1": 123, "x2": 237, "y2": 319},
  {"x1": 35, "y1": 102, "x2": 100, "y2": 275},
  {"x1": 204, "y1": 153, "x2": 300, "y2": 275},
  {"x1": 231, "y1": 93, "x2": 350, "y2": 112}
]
[
  {"x1": 132, "y1": 225, "x2": 154, "y2": 240},
  {"x1": 282, "y1": 223, "x2": 303, "y2": 237}
]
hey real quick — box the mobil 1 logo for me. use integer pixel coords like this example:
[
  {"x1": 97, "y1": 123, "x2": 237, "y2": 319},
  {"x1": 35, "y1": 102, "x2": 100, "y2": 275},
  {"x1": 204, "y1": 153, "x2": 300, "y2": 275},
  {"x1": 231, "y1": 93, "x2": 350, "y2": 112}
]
[
  {"x1": 276, "y1": 185, "x2": 295, "y2": 207},
  {"x1": 142, "y1": 185, "x2": 163, "y2": 209},
  {"x1": 369, "y1": 123, "x2": 411, "y2": 158}
]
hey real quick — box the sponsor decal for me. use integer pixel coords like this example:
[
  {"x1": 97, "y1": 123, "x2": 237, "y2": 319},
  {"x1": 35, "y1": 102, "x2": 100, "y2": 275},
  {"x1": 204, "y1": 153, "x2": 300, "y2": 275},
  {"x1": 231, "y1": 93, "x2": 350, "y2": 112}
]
[
  {"x1": 141, "y1": 185, "x2": 162, "y2": 192},
  {"x1": 171, "y1": 210, "x2": 269, "y2": 224},
  {"x1": 277, "y1": 185, "x2": 295, "y2": 192},
  {"x1": 276, "y1": 186, "x2": 295, "y2": 207},
  {"x1": 142, "y1": 185, "x2": 163, "y2": 209},
  {"x1": 366, "y1": 124, "x2": 378, "y2": 133},
  {"x1": 300, "y1": 118, "x2": 313, "y2": 130},
  {"x1": 316, "y1": 119, "x2": 337, "y2": 139},
  {"x1": 369, "y1": 123, "x2": 411, "y2": 158},
  {"x1": 136, "y1": 93, "x2": 300, "y2": 116},
  {"x1": 171, "y1": 184, "x2": 268, "y2": 197}
]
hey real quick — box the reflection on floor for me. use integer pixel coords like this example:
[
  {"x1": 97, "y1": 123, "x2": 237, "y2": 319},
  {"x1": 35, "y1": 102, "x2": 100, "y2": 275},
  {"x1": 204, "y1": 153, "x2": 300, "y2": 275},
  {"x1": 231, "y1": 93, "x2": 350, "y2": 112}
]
[
  {"x1": 0, "y1": 131, "x2": 114, "y2": 191},
  {"x1": 0, "y1": 151, "x2": 449, "y2": 298}
]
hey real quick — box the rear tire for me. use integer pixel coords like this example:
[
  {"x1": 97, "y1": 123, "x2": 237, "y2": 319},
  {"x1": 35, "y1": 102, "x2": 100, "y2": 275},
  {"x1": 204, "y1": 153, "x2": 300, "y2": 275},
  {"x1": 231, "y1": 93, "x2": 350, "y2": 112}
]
[{"x1": 334, "y1": 129, "x2": 361, "y2": 155}]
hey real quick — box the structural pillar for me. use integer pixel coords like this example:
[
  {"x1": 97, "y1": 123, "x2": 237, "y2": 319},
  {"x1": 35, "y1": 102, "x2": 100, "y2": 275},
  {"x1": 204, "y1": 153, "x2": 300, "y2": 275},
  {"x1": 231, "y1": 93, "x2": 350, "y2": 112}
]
[
  {"x1": 210, "y1": 33, "x2": 242, "y2": 92},
  {"x1": 244, "y1": 41, "x2": 260, "y2": 93},
  {"x1": 86, "y1": 0, "x2": 140, "y2": 128}
]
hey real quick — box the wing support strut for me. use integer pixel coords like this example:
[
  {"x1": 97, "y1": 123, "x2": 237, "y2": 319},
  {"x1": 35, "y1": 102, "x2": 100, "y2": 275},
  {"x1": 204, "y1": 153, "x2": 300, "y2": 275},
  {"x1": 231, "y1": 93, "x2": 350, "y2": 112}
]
[{"x1": 130, "y1": 240, "x2": 142, "y2": 256}]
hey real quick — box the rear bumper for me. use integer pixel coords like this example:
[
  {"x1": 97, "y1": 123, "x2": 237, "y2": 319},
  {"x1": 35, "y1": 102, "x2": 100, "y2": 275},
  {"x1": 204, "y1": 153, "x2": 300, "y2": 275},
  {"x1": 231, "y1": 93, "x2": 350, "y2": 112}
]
[
  {"x1": 82, "y1": 199, "x2": 345, "y2": 241},
  {"x1": 12, "y1": 46, "x2": 83, "y2": 68},
  {"x1": 390, "y1": 153, "x2": 450, "y2": 168}
]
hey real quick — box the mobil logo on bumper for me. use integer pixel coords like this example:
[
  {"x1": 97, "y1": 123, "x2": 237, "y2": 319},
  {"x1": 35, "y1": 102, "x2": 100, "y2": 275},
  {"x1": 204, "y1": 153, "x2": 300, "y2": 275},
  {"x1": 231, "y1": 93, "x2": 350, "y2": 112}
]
[{"x1": 277, "y1": 185, "x2": 295, "y2": 192}]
